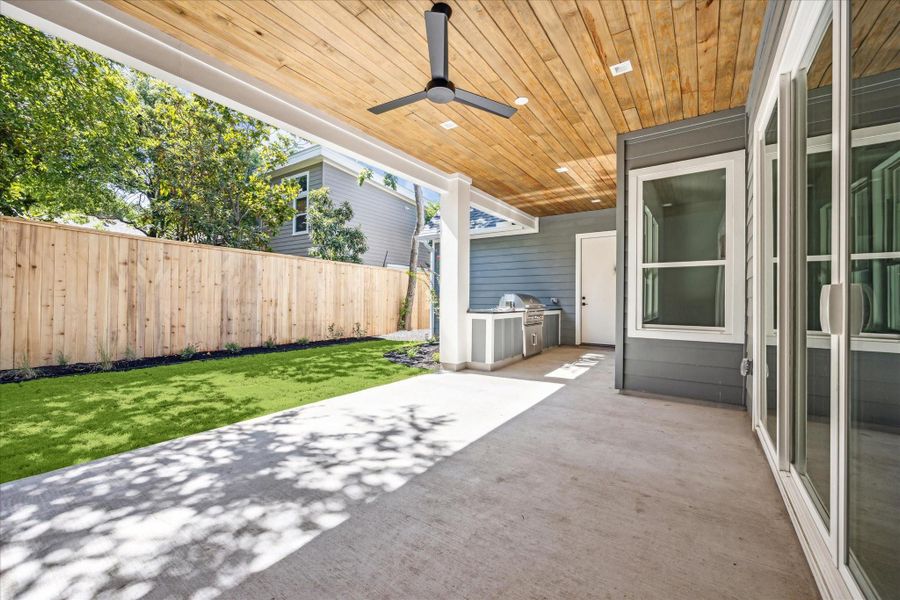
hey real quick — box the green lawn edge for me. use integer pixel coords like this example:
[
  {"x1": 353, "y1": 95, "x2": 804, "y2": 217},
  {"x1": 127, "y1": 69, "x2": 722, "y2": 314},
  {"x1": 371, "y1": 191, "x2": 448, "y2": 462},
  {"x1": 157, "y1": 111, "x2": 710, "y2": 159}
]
[{"x1": 0, "y1": 339, "x2": 424, "y2": 484}]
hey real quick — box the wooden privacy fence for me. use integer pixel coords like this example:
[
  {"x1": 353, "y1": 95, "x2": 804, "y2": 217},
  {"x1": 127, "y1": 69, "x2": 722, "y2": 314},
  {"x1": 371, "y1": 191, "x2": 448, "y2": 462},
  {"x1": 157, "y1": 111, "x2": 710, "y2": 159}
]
[{"x1": 0, "y1": 217, "x2": 431, "y2": 369}]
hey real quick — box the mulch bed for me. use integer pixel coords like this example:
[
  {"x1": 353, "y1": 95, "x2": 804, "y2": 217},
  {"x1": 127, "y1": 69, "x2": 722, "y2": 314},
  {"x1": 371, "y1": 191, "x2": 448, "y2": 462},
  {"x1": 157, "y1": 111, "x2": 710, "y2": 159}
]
[
  {"x1": 383, "y1": 342, "x2": 440, "y2": 370},
  {"x1": 0, "y1": 336, "x2": 378, "y2": 384}
]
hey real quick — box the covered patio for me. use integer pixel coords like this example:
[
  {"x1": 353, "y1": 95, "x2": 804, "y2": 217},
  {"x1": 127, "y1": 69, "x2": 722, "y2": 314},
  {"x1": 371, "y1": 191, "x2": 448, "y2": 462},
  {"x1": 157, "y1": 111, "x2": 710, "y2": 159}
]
[{"x1": 0, "y1": 347, "x2": 816, "y2": 599}]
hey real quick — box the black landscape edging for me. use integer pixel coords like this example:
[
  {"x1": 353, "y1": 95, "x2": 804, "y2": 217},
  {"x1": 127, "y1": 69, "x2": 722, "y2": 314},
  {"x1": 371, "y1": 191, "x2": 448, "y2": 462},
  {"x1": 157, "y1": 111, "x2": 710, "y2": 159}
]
[{"x1": 0, "y1": 336, "x2": 381, "y2": 384}]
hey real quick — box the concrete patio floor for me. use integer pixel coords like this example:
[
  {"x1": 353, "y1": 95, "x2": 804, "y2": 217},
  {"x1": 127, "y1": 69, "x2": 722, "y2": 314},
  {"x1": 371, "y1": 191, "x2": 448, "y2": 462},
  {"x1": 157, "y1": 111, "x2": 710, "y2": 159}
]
[{"x1": 0, "y1": 346, "x2": 818, "y2": 600}]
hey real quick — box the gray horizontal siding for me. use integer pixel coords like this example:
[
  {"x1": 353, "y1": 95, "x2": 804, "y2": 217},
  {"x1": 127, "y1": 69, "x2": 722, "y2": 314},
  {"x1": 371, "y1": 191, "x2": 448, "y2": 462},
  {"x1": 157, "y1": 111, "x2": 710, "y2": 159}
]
[
  {"x1": 269, "y1": 163, "x2": 322, "y2": 256},
  {"x1": 617, "y1": 108, "x2": 748, "y2": 407},
  {"x1": 324, "y1": 163, "x2": 427, "y2": 268},
  {"x1": 469, "y1": 209, "x2": 616, "y2": 346},
  {"x1": 269, "y1": 161, "x2": 428, "y2": 269}
]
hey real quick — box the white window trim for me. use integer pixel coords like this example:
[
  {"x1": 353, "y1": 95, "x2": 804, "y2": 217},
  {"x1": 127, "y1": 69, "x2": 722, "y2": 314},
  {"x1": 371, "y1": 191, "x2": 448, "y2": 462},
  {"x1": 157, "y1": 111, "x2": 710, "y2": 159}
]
[
  {"x1": 290, "y1": 170, "x2": 310, "y2": 235},
  {"x1": 762, "y1": 122, "x2": 900, "y2": 353},
  {"x1": 627, "y1": 150, "x2": 746, "y2": 343}
]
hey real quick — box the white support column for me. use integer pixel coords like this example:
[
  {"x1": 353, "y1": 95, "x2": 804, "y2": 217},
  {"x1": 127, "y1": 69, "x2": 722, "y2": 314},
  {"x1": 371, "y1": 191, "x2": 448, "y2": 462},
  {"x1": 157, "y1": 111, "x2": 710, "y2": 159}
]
[{"x1": 439, "y1": 174, "x2": 471, "y2": 370}]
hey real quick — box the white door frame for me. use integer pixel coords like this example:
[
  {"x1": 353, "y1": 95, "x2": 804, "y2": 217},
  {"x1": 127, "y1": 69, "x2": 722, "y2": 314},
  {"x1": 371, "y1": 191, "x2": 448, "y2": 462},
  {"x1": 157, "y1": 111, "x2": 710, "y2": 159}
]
[{"x1": 575, "y1": 231, "x2": 617, "y2": 346}]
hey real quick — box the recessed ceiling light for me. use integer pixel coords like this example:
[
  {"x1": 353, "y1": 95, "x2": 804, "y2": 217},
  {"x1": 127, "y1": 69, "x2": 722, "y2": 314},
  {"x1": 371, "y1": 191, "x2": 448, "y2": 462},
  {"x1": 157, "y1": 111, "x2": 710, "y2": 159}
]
[
  {"x1": 514, "y1": 96, "x2": 529, "y2": 106},
  {"x1": 662, "y1": 202, "x2": 673, "y2": 207},
  {"x1": 610, "y1": 60, "x2": 633, "y2": 76},
  {"x1": 555, "y1": 166, "x2": 569, "y2": 173},
  {"x1": 591, "y1": 199, "x2": 602, "y2": 203},
  {"x1": 440, "y1": 120, "x2": 458, "y2": 130}
]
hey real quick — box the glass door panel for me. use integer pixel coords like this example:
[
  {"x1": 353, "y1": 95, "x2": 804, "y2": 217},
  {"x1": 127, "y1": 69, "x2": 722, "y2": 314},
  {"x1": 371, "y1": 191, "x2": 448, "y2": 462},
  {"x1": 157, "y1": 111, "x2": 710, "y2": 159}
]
[
  {"x1": 793, "y1": 21, "x2": 833, "y2": 524},
  {"x1": 763, "y1": 104, "x2": 779, "y2": 445},
  {"x1": 847, "y1": 2, "x2": 900, "y2": 597}
]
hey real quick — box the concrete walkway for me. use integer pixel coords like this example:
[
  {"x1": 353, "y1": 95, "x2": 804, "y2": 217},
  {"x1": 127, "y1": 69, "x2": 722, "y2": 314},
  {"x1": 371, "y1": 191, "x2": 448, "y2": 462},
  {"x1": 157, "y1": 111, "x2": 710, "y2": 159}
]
[{"x1": 0, "y1": 347, "x2": 818, "y2": 599}]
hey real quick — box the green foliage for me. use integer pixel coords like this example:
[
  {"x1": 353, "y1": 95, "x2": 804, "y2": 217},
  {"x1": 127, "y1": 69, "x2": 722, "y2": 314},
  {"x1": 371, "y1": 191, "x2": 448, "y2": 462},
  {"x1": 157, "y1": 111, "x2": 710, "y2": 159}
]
[
  {"x1": 97, "y1": 344, "x2": 114, "y2": 371},
  {"x1": 425, "y1": 201, "x2": 440, "y2": 224},
  {"x1": 307, "y1": 187, "x2": 368, "y2": 263},
  {"x1": 119, "y1": 73, "x2": 299, "y2": 249},
  {"x1": 15, "y1": 355, "x2": 36, "y2": 380},
  {"x1": 398, "y1": 298, "x2": 410, "y2": 330},
  {"x1": 431, "y1": 351, "x2": 440, "y2": 363},
  {"x1": 352, "y1": 322, "x2": 366, "y2": 338},
  {"x1": 356, "y1": 167, "x2": 373, "y2": 187},
  {"x1": 1, "y1": 340, "x2": 423, "y2": 483},
  {"x1": 296, "y1": 337, "x2": 310, "y2": 346},
  {"x1": 0, "y1": 16, "x2": 138, "y2": 219},
  {"x1": 327, "y1": 323, "x2": 344, "y2": 339},
  {"x1": 123, "y1": 346, "x2": 138, "y2": 361},
  {"x1": 382, "y1": 173, "x2": 398, "y2": 190},
  {"x1": 263, "y1": 337, "x2": 276, "y2": 349},
  {"x1": 55, "y1": 351, "x2": 69, "y2": 367},
  {"x1": 0, "y1": 17, "x2": 300, "y2": 250},
  {"x1": 179, "y1": 343, "x2": 199, "y2": 360},
  {"x1": 224, "y1": 342, "x2": 242, "y2": 354},
  {"x1": 405, "y1": 345, "x2": 420, "y2": 359}
]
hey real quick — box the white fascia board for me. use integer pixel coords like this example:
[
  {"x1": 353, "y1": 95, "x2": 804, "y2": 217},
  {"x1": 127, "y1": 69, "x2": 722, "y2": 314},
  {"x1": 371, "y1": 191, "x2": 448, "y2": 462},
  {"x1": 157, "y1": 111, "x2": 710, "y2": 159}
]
[
  {"x1": 470, "y1": 187, "x2": 537, "y2": 230},
  {"x1": 418, "y1": 222, "x2": 536, "y2": 242},
  {"x1": 2, "y1": 0, "x2": 450, "y2": 193}
]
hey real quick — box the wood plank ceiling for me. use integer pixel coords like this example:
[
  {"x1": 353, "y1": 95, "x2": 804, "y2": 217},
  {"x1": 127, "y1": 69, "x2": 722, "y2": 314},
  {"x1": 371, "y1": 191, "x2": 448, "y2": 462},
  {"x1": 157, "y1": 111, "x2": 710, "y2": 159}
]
[{"x1": 109, "y1": 0, "x2": 768, "y2": 216}]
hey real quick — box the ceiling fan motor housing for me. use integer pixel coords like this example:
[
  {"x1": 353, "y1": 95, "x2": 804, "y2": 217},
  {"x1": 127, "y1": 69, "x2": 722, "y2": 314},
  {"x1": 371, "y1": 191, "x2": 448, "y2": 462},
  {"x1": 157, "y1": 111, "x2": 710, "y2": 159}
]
[{"x1": 426, "y1": 79, "x2": 456, "y2": 104}]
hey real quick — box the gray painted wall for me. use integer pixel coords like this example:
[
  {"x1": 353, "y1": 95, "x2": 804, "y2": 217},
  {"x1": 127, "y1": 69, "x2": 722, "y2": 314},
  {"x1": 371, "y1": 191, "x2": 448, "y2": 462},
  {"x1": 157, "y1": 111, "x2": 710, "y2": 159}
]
[
  {"x1": 270, "y1": 161, "x2": 428, "y2": 268},
  {"x1": 468, "y1": 209, "x2": 617, "y2": 346},
  {"x1": 616, "y1": 108, "x2": 747, "y2": 406}
]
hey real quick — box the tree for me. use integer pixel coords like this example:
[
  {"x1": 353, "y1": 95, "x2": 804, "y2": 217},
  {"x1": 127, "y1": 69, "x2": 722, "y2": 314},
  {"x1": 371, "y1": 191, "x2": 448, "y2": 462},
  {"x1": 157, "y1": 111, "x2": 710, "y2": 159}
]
[
  {"x1": 358, "y1": 167, "x2": 424, "y2": 330},
  {"x1": 1, "y1": 16, "x2": 301, "y2": 251},
  {"x1": 117, "y1": 73, "x2": 299, "y2": 250},
  {"x1": 307, "y1": 187, "x2": 367, "y2": 263},
  {"x1": 0, "y1": 16, "x2": 138, "y2": 219}
]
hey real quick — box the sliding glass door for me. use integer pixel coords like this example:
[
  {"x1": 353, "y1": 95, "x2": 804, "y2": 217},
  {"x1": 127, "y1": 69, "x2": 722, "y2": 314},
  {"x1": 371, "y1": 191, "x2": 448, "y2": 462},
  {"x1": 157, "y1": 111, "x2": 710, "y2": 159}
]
[
  {"x1": 757, "y1": 2, "x2": 899, "y2": 598},
  {"x1": 845, "y1": 1, "x2": 900, "y2": 596}
]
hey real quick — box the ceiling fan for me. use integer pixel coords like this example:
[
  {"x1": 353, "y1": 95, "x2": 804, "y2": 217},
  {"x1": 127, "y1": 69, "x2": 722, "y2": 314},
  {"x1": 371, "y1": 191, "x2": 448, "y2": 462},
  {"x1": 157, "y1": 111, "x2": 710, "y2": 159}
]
[{"x1": 368, "y1": 2, "x2": 517, "y2": 119}]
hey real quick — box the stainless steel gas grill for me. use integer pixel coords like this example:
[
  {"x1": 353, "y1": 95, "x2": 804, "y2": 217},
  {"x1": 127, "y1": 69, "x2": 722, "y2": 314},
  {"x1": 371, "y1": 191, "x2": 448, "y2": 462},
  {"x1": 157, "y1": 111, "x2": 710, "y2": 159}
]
[{"x1": 498, "y1": 293, "x2": 545, "y2": 357}]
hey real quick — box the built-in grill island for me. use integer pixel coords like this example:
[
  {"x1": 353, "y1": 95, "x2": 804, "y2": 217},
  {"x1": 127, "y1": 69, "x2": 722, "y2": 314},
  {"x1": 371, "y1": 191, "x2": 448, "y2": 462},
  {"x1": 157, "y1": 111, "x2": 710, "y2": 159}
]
[{"x1": 467, "y1": 293, "x2": 561, "y2": 371}]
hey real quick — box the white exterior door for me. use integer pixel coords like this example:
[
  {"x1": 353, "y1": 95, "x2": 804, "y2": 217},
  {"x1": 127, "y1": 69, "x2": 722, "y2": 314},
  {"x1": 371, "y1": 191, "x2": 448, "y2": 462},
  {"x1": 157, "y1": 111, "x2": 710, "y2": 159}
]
[{"x1": 578, "y1": 234, "x2": 616, "y2": 345}]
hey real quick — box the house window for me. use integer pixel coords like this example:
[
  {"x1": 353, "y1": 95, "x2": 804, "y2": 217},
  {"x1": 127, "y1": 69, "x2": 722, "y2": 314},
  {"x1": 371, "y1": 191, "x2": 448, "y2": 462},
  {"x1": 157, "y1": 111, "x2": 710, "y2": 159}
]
[
  {"x1": 291, "y1": 171, "x2": 310, "y2": 235},
  {"x1": 627, "y1": 150, "x2": 745, "y2": 343}
]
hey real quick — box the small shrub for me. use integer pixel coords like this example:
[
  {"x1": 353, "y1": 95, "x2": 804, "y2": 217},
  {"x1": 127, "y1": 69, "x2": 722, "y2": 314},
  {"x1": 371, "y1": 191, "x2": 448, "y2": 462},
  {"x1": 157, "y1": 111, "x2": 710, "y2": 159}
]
[
  {"x1": 431, "y1": 352, "x2": 440, "y2": 363},
  {"x1": 55, "y1": 351, "x2": 70, "y2": 367},
  {"x1": 124, "y1": 346, "x2": 138, "y2": 361},
  {"x1": 405, "y1": 345, "x2": 420, "y2": 359},
  {"x1": 296, "y1": 337, "x2": 310, "y2": 346},
  {"x1": 327, "y1": 323, "x2": 344, "y2": 340},
  {"x1": 352, "y1": 322, "x2": 367, "y2": 338},
  {"x1": 97, "y1": 344, "x2": 114, "y2": 371},
  {"x1": 180, "y1": 343, "x2": 199, "y2": 360},
  {"x1": 264, "y1": 337, "x2": 277, "y2": 349},
  {"x1": 224, "y1": 342, "x2": 242, "y2": 354},
  {"x1": 15, "y1": 355, "x2": 37, "y2": 380}
]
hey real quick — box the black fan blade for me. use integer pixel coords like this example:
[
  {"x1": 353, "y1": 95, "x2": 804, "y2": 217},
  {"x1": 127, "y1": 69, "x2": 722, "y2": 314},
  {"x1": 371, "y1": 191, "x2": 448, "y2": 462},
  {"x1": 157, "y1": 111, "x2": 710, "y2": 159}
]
[
  {"x1": 425, "y1": 9, "x2": 449, "y2": 80},
  {"x1": 369, "y1": 91, "x2": 427, "y2": 115},
  {"x1": 453, "y1": 88, "x2": 517, "y2": 118}
]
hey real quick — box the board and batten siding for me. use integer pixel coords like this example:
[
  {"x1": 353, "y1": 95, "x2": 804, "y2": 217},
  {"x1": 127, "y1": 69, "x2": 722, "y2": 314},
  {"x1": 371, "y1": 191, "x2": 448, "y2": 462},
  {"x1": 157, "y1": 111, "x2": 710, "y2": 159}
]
[
  {"x1": 616, "y1": 108, "x2": 748, "y2": 406},
  {"x1": 468, "y1": 209, "x2": 616, "y2": 346},
  {"x1": 269, "y1": 163, "x2": 323, "y2": 257},
  {"x1": 269, "y1": 161, "x2": 427, "y2": 269}
]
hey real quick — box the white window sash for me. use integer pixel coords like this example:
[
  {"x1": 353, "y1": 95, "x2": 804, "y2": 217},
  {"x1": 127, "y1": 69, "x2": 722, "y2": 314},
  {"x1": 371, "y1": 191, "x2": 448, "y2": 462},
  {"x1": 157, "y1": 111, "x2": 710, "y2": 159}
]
[
  {"x1": 627, "y1": 150, "x2": 746, "y2": 343},
  {"x1": 290, "y1": 170, "x2": 310, "y2": 235}
]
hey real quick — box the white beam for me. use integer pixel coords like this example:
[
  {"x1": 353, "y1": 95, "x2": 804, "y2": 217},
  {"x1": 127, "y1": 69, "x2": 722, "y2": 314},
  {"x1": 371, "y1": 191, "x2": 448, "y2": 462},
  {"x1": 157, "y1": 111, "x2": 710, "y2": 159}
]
[
  {"x1": 470, "y1": 187, "x2": 538, "y2": 230},
  {"x1": 439, "y1": 174, "x2": 471, "y2": 370}
]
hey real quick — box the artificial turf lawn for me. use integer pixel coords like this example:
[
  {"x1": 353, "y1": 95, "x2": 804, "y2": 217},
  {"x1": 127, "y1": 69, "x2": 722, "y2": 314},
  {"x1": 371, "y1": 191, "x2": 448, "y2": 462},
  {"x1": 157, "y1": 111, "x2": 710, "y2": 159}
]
[{"x1": 0, "y1": 339, "x2": 423, "y2": 484}]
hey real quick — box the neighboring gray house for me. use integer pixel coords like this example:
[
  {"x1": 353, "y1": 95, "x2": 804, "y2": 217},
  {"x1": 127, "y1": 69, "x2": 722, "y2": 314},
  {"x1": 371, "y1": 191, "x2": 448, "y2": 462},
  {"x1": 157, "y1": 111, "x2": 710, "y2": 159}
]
[{"x1": 269, "y1": 145, "x2": 429, "y2": 268}]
